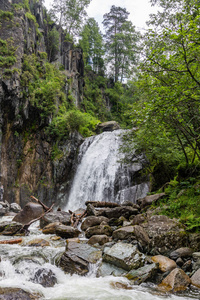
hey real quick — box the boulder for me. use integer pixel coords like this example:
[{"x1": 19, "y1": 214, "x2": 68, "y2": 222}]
[
  {"x1": 85, "y1": 224, "x2": 113, "y2": 238},
  {"x1": 137, "y1": 193, "x2": 165, "y2": 209},
  {"x1": 0, "y1": 201, "x2": 10, "y2": 216},
  {"x1": 0, "y1": 222, "x2": 23, "y2": 236},
  {"x1": 59, "y1": 241, "x2": 102, "y2": 275},
  {"x1": 103, "y1": 242, "x2": 146, "y2": 271},
  {"x1": 86, "y1": 203, "x2": 97, "y2": 216},
  {"x1": 55, "y1": 225, "x2": 80, "y2": 239},
  {"x1": 27, "y1": 239, "x2": 50, "y2": 247},
  {"x1": 130, "y1": 214, "x2": 146, "y2": 225},
  {"x1": 191, "y1": 268, "x2": 200, "y2": 288},
  {"x1": 88, "y1": 235, "x2": 110, "y2": 246},
  {"x1": 42, "y1": 222, "x2": 62, "y2": 234},
  {"x1": 151, "y1": 255, "x2": 177, "y2": 273},
  {"x1": 0, "y1": 287, "x2": 41, "y2": 300},
  {"x1": 126, "y1": 263, "x2": 158, "y2": 283},
  {"x1": 170, "y1": 247, "x2": 194, "y2": 260},
  {"x1": 13, "y1": 202, "x2": 44, "y2": 224},
  {"x1": 192, "y1": 252, "x2": 200, "y2": 271},
  {"x1": 98, "y1": 206, "x2": 138, "y2": 219},
  {"x1": 32, "y1": 268, "x2": 57, "y2": 287},
  {"x1": 112, "y1": 225, "x2": 150, "y2": 247},
  {"x1": 40, "y1": 211, "x2": 71, "y2": 228},
  {"x1": 10, "y1": 203, "x2": 21, "y2": 213},
  {"x1": 158, "y1": 268, "x2": 191, "y2": 292},
  {"x1": 97, "y1": 262, "x2": 126, "y2": 277},
  {"x1": 81, "y1": 216, "x2": 109, "y2": 231},
  {"x1": 96, "y1": 121, "x2": 120, "y2": 133}
]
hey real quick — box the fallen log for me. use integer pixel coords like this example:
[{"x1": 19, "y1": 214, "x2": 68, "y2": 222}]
[
  {"x1": 73, "y1": 210, "x2": 87, "y2": 228},
  {"x1": 85, "y1": 201, "x2": 120, "y2": 208},
  {"x1": 30, "y1": 195, "x2": 49, "y2": 211},
  {"x1": 0, "y1": 238, "x2": 23, "y2": 244}
]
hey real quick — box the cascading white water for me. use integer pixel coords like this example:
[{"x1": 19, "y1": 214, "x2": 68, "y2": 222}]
[
  {"x1": 65, "y1": 130, "x2": 149, "y2": 211},
  {"x1": 0, "y1": 217, "x2": 196, "y2": 300}
]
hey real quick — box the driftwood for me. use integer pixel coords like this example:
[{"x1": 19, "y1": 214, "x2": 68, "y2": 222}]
[
  {"x1": 85, "y1": 201, "x2": 120, "y2": 208},
  {"x1": 20, "y1": 203, "x2": 55, "y2": 235},
  {"x1": 0, "y1": 238, "x2": 23, "y2": 244},
  {"x1": 69, "y1": 210, "x2": 87, "y2": 228},
  {"x1": 30, "y1": 195, "x2": 50, "y2": 211}
]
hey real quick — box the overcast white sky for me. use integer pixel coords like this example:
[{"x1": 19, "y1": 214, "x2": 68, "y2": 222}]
[{"x1": 44, "y1": 0, "x2": 159, "y2": 32}]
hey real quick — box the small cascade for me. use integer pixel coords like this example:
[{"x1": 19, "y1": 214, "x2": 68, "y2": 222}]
[{"x1": 65, "y1": 130, "x2": 149, "y2": 211}]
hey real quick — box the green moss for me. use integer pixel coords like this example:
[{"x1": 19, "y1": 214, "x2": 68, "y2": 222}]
[
  {"x1": 0, "y1": 38, "x2": 16, "y2": 71},
  {"x1": 0, "y1": 10, "x2": 14, "y2": 20}
]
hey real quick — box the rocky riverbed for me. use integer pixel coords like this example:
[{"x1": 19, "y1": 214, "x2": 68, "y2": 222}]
[{"x1": 0, "y1": 195, "x2": 200, "y2": 299}]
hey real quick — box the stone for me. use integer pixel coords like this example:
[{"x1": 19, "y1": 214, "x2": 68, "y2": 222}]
[
  {"x1": 13, "y1": 202, "x2": 44, "y2": 224},
  {"x1": 170, "y1": 247, "x2": 194, "y2": 260},
  {"x1": 88, "y1": 235, "x2": 110, "y2": 246},
  {"x1": 151, "y1": 255, "x2": 177, "y2": 273},
  {"x1": 86, "y1": 204, "x2": 97, "y2": 216},
  {"x1": 10, "y1": 202, "x2": 21, "y2": 213},
  {"x1": 42, "y1": 222, "x2": 62, "y2": 234},
  {"x1": 27, "y1": 239, "x2": 50, "y2": 247},
  {"x1": 32, "y1": 268, "x2": 57, "y2": 287},
  {"x1": 158, "y1": 268, "x2": 191, "y2": 292},
  {"x1": 55, "y1": 225, "x2": 80, "y2": 239},
  {"x1": 130, "y1": 214, "x2": 146, "y2": 225},
  {"x1": 59, "y1": 241, "x2": 102, "y2": 275},
  {"x1": 85, "y1": 224, "x2": 113, "y2": 238},
  {"x1": 40, "y1": 211, "x2": 71, "y2": 228},
  {"x1": 81, "y1": 216, "x2": 109, "y2": 231},
  {"x1": 191, "y1": 268, "x2": 200, "y2": 288},
  {"x1": 103, "y1": 241, "x2": 146, "y2": 271},
  {"x1": 112, "y1": 225, "x2": 150, "y2": 247},
  {"x1": 182, "y1": 260, "x2": 192, "y2": 272},
  {"x1": 126, "y1": 263, "x2": 158, "y2": 283},
  {"x1": 98, "y1": 206, "x2": 138, "y2": 219},
  {"x1": 97, "y1": 262, "x2": 126, "y2": 277},
  {"x1": 0, "y1": 287, "x2": 41, "y2": 300},
  {"x1": 96, "y1": 121, "x2": 120, "y2": 133},
  {"x1": 1, "y1": 222, "x2": 23, "y2": 236},
  {"x1": 189, "y1": 233, "x2": 200, "y2": 252},
  {"x1": 137, "y1": 193, "x2": 165, "y2": 209}
]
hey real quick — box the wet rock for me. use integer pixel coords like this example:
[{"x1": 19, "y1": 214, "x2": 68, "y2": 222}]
[
  {"x1": 10, "y1": 203, "x2": 21, "y2": 213},
  {"x1": 42, "y1": 222, "x2": 62, "y2": 234},
  {"x1": 137, "y1": 193, "x2": 165, "y2": 209},
  {"x1": 0, "y1": 287, "x2": 41, "y2": 300},
  {"x1": 97, "y1": 262, "x2": 126, "y2": 277},
  {"x1": 158, "y1": 268, "x2": 191, "y2": 292},
  {"x1": 182, "y1": 260, "x2": 192, "y2": 272},
  {"x1": 110, "y1": 281, "x2": 133, "y2": 290},
  {"x1": 103, "y1": 241, "x2": 146, "y2": 271},
  {"x1": 40, "y1": 211, "x2": 71, "y2": 228},
  {"x1": 151, "y1": 255, "x2": 177, "y2": 273},
  {"x1": 88, "y1": 235, "x2": 110, "y2": 246},
  {"x1": 55, "y1": 225, "x2": 80, "y2": 239},
  {"x1": 170, "y1": 247, "x2": 194, "y2": 260},
  {"x1": 32, "y1": 268, "x2": 57, "y2": 287},
  {"x1": 13, "y1": 202, "x2": 44, "y2": 224},
  {"x1": 27, "y1": 239, "x2": 50, "y2": 247},
  {"x1": 85, "y1": 224, "x2": 113, "y2": 238},
  {"x1": 0, "y1": 201, "x2": 10, "y2": 216},
  {"x1": 0, "y1": 222, "x2": 23, "y2": 236},
  {"x1": 59, "y1": 241, "x2": 102, "y2": 275},
  {"x1": 81, "y1": 216, "x2": 109, "y2": 231},
  {"x1": 108, "y1": 217, "x2": 124, "y2": 227},
  {"x1": 98, "y1": 206, "x2": 138, "y2": 219},
  {"x1": 191, "y1": 268, "x2": 200, "y2": 288},
  {"x1": 126, "y1": 263, "x2": 158, "y2": 284}
]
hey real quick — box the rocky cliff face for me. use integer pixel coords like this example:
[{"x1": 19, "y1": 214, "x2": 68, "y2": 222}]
[{"x1": 0, "y1": 0, "x2": 84, "y2": 207}]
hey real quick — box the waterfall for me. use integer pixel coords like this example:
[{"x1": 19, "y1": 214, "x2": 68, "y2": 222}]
[{"x1": 64, "y1": 130, "x2": 149, "y2": 211}]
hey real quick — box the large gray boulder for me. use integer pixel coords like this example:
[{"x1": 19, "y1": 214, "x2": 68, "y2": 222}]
[
  {"x1": 59, "y1": 241, "x2": 102, "y2": 275},
  {"x1": 85, "y1": 224, "x2": 113, "y2": 238},
  {"x1": 55, "y1": 225, "x2": 80, "y2": 239},
  {"x1": 96, "y1": 121, "x2": 120, "y2": 133},
  {"x1": 126, "y1": 263, "x2": 158, "y2": 284},
  {"x1": 13, "y1": 202, "x2": 44, "y2": 224},
  {"x1": 98, "y1": 206, "x2": 138, "y2": 219},
  {"x1": 103, "y1": 242, "x2": 146, "y2": 271}
]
